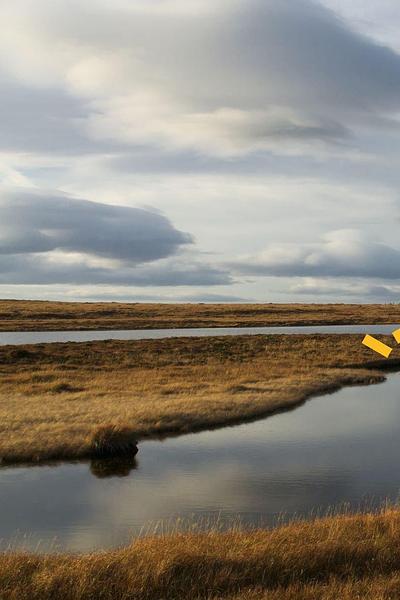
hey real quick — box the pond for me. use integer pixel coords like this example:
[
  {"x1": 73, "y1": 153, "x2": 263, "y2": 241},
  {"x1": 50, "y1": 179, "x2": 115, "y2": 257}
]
[{"x1": 1, "y1": 372, "x2": 400, "y2": 553}]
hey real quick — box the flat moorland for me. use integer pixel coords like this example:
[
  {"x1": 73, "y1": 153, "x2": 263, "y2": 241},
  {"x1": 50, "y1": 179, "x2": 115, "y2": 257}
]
[
  {"x1": 0, "y1": 333, "x2": 397, "y2": 463},
  {"x1": 2, "y1": 507, "x2": 400, "y2": 599},
  {"x1": 1, "y1": 299, "x2": 400, "y2": 330}
]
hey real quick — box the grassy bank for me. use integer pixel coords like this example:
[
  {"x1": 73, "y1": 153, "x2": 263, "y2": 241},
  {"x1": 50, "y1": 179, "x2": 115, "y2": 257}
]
[
  {"x1": 1, "y1": 299, "x2": 400, "y2": 330},
  {"x1": 2, "y1": 507, "x2": 400, "y2": 599},
  {"x1": 0, "y1": 333, "x2": 398, "y2": 463}
]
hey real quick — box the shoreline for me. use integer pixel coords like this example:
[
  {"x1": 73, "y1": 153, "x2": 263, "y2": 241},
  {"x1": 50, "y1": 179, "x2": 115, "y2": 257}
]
[
  {"x1": 0, "y1": 334, "x2": 399, "y2": 465},
  {"x1": 2, "y1": 506, "x2": 400, "y2": 599},
  {"x1": 3, "y1": 332, "x2": 400, "y2": 599},
  {"x1": 0, "y1": 369, "x2": 389, "y2": 465},
  {"x1": 1, "y1": 319, "x2": 399, "y2": 333}
]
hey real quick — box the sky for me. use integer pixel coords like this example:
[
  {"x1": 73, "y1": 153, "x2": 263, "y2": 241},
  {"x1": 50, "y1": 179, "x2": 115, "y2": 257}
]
[{"x1": 1, "y1": 0, "x2": 400, "y2": 303}]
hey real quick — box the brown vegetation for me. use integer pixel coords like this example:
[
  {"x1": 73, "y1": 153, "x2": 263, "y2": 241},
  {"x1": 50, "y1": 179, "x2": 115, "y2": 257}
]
[
  {"x1": 2, "y1": 507, "x2": 400, "y2": 599},
  {"x1": 1, "y1": 299, "x2": 400, "y2": 331},
  {"x1": 0, "y1": 333, "x2": 398, "y2": 463},
  {"x1": 89, "y1": 424, "x2": 138, "y2": 458}
]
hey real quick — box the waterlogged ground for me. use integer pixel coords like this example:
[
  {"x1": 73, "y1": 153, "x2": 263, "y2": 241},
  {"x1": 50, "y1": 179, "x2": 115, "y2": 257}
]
[{"x1": 1, "y1": 372, "x2": 400, "y2": 553}]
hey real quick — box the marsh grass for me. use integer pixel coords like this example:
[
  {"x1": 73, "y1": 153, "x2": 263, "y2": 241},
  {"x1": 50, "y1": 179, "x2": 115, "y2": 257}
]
[
  {"x1": 2, "y1": 327, "x2": 400, "y2": 598},
  {"x1": 1, "y1": 299, "x2": 400, "y2": 330},
  {"x1": 2, "y1": 507, "x2": 400, "y2": 599},
  {"x1": 89, "y1": 424, "x2": 138, "y2": 458},
  {"x1": 0, "y1": 333, "x2": 398, "y2": 463}
]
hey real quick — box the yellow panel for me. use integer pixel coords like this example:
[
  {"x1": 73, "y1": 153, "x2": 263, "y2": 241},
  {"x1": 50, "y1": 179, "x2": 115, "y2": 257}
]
[
  {"x1": 362, "y1": 334, "x2": 392, "y2": 358},
  {"x1": 392, "y1": 329, "x2": 400, "y2": 344}
]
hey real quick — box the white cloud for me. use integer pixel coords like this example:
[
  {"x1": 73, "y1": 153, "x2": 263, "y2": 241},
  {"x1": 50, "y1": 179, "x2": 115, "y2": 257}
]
[
  {"x1": 1, "y1": 0, "x2": 400, "y2": 157},
  {"x1": 230, "y1": 229, "x2": 400, "y2": 279},
  {"x1": 1, "y1": 1, "x2": 400, "y2": 300},
  {"x1": 290, "y1": 278, "x2": 400, "y2": 300}
]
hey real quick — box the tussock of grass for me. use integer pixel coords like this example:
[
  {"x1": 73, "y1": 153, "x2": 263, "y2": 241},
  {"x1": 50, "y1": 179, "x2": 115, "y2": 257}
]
[
  {"x1": 89, "y1": 424, "x2": 138, "y2": 458},
  {"x1": 1, "y1": 299, "x2": 400, "y2": 331},
  {"x1": 0, "y1": 333, "x2": 398, "y2": 463},
  {"x1": 2, "y1": 507, "x2": 400, "y2": 599},
  {"x1": 50, "y1": 382, "x2": 83, "y2": 394}
]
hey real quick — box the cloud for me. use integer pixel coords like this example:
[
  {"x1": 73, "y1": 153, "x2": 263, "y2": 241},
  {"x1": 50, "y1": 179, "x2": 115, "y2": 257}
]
[
  {"x1": 1, "y1": 1, "x2": 400, "y2": 301},
  {"x1": 58, "y1": 291, "x2": 249, "y2": 303},
  {"x1": 289, "y1": 278, "x2": 400, "y2": 300},
  {"x1": 0, "y1": 79, "x2": 94, "y2": 155},
  {"x1": 320, "y1": 1, "x2": 400, "y2": 51},
  {"x1": 0, "y1": 254, "x2": 231, "y2": 286},
  {"x1": 0, "y1": 188, "x2": 192, "y2": 262},
  {"x1": 0, "y1": 187, "x2": 232, "y2": 286},
  {"x1": 77, "y1": 0, "x2": 400, "y2": 156},
  {"x1": 230, "y1": 229, "x2": 400, "y2": 279},
  {"x1": 1, "y1": 0, "x2": 400, "y2": 157}
]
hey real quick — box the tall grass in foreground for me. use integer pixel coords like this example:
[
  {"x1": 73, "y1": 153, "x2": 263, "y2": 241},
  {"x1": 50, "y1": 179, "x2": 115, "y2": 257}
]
[{"x1": 2, "y1": 507, "x2": 400, "y2": 599}]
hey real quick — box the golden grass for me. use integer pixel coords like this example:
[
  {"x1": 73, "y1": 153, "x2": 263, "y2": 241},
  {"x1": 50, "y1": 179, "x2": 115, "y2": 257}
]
[
  {"x1": 0, "y1": 333, "x2": 398, "y2": 463},
  {"x1": 2, "y1": 507, "x2": 400, "y2": 599},
  {"x1": 1, "y1": 299, "x2": 400, "y2": 330}
]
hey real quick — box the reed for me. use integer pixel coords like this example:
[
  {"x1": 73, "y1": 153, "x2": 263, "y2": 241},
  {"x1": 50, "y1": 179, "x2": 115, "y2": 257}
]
[{"x1": 2, "y1": 507, "x2": 400, "y2": 599}]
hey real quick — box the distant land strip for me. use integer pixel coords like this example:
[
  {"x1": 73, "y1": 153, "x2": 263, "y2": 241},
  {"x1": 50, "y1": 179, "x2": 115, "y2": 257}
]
[{"x1": 1, "y1": 300, "x2": 400, "y2": 331}]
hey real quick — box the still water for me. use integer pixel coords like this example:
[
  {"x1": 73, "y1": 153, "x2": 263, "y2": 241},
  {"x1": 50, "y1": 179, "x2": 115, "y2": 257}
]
[
  {"x1": 0, "y1": 323, "x2": 398, "y2": 345},
  {"x1": 1, "y1": 373, "x2": 400, "y2": 552}
]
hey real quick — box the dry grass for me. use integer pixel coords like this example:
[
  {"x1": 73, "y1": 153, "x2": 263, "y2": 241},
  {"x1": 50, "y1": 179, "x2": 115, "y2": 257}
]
[
  {"x1": 0, "y1": 333, "x2": 398, "y2": 463},
  {"x1": 1, "y1": 299, "x2": 400, "y2": 330},
  {"x1": 2, "y1": 507, "x2": 400, "y2": 599},
  {"x1": 90, "y1": 424, "x2": 138, "y2": 457}
]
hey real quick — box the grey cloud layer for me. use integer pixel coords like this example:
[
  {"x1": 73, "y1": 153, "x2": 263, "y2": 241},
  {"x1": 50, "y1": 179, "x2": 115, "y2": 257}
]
[
  {"x1": 291, "y1": 280, "x2": 400, "y2": 300},
  {"x1": 1, "y1": 1, "x2": 400, "y2": 299},
  {"x1": 0, "y1": 189, "x2": 191, "y2": 262},
  {"x1": 0, "y1": 254, "x2": 230, "y2": 286},
  {"x1": 0, "y1": 77, "x2": 133, "y2": 156},
  {"x1": 0, "y1": 80, "x2": 92, "y2": 154},
  {"x1": 0, "y1": 189, "x2": 232, "y2": 286},
  {"x1": 2, "y1": 0, "x2": 400, "y2": 157}
]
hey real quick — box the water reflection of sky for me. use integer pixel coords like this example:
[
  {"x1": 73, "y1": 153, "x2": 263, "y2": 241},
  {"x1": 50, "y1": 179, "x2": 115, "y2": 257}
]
[
  {"x1": 1, "y1": 373, "x2": 400, "y2": 552},
  {"x1": 0, "y1": 323, "x2": 398, "y2": 345}
]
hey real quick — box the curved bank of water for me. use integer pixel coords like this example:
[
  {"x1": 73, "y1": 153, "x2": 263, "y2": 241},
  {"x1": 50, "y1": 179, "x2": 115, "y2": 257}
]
[{"x1": 1, "y1": 372, "x2": 400, "y2": 552}]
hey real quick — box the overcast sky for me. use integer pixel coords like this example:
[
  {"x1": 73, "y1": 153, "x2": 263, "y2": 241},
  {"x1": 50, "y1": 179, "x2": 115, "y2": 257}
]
[{"x1": 1, "y1": 0, "x2": 400, "y2": 303}]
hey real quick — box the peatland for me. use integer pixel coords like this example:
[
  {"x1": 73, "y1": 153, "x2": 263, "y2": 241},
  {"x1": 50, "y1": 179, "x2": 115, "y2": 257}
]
[
  {"x1": 1, "y1": 299, "x2": 400, "y2": 330},
  {"x1": 0, "y1": 333, "x2": 397, "y2": 463}
]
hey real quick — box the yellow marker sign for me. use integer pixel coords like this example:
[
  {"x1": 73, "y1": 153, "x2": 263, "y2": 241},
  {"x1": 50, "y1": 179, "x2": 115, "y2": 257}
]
[
  {"x1": 392, "y1": 329, "x2": 400, "y2": 344},
  {"x1": 362, "y1": 334, "x2": 393, "y2": 358}
]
